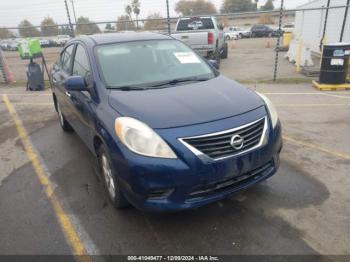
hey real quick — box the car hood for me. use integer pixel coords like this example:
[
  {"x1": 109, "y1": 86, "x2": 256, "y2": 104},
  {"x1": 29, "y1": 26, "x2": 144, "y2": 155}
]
[{"x1": 108, "y1": 75, "x2": 264, "y2": 129}]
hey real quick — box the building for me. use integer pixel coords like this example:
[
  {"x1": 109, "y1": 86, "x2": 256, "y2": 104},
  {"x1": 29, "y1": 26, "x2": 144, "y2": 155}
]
[{"x1": 294, "y1": 0, "x2": 350, "y2": 54}]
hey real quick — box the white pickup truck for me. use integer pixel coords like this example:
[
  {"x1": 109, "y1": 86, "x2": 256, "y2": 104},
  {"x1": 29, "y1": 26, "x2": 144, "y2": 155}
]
[{"x1": 171, "y1": 16, "x2": 228, "y2": 67}]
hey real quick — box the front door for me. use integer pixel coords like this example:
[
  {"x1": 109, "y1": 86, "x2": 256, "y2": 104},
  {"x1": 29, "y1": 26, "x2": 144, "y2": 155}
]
[
  {"x1": 69, "y1": 43, "x2": 95, "y2": 151},
  {"x1": 52, "y1": 44, "x2": 75, "y2": 123}
]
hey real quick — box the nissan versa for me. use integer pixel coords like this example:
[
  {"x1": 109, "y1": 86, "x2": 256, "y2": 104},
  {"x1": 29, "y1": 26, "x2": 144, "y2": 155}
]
[{"x1": 51, "y1": 32, "x2": 282, "y2": 212}]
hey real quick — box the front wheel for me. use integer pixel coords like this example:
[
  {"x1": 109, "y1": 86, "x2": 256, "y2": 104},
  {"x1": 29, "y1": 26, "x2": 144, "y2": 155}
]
[
  {"x1": 99, "y1": 145, "x2": 130, "y2": 209},
  {"x1": 213, "y1": 50, "x2": 221, "y2": 69},
  {"x1": 57, "y1": 102, "x2": 73, "y2": 132},
  {"x1": 225, "y1": 35, "x2": 231, "y2": 41}
]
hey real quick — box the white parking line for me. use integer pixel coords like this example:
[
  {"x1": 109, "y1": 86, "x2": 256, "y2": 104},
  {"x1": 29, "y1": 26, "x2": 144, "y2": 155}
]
[{"x1": 276, "y1": 104, "x2": 349, "y2": 107}]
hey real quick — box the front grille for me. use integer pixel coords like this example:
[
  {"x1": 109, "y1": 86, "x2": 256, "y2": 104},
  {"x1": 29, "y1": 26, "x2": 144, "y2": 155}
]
[
  {"x1": 181, "y1": 117, "x2": 266, "y2": 160},
  {"x1": 188, "y1": 161, "x2": 274, "y2": 200}
]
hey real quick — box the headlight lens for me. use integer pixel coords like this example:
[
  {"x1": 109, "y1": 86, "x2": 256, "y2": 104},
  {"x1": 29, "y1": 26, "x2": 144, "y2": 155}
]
[
  {"x1": 115, "y1": 117, "x2": 177, "y2": 159},
  {"x1": 257, "y1": 93, "x2": 279, "y2": 128}
]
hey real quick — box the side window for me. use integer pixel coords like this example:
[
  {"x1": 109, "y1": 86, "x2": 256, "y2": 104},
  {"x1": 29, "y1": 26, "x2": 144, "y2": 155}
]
[
  {"x1": 72, "y1": 45, "x2": 91, "y2": 79},
  {"x1": 60, "y1": 44, "x2": 74, "y2": 73}
]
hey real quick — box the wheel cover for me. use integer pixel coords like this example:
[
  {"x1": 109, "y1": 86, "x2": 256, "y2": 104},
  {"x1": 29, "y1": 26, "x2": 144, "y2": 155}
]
[{"x1": 101, "y1": 154, "x2": 116, "y2": 200}]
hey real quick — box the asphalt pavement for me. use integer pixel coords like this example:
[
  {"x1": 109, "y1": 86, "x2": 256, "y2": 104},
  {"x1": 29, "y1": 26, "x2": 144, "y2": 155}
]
[{"x1": 0, "y1": 83, "x2": 350, "y2": 256}]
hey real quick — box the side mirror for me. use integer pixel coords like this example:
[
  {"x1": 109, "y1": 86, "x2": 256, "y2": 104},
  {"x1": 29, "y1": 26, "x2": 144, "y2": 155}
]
[
  {"x1": 64, "y1": 76, "x2": 88, "y2": 91},
  {"x1": 208, "y1": 59, "x2": 219, "y2": 70}
]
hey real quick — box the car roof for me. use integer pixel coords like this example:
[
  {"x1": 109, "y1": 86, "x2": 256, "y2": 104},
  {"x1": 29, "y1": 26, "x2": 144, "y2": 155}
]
[{"x1": 74, "y1": 32, "x2": 172, "y2": 45}]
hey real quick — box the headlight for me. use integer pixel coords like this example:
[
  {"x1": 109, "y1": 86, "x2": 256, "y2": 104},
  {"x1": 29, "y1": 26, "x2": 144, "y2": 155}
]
[
  {"x1": 115, "y1": 117, "x2": 177, "y2": 159},
  {"x1": 257, "y1": 93, "x2": 279, "y2": 128}
]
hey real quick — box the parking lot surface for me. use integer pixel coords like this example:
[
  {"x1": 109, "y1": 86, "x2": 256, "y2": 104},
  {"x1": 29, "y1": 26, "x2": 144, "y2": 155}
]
[{"x1": 1, "y1": 81, "x2": 350, "y2": 256}]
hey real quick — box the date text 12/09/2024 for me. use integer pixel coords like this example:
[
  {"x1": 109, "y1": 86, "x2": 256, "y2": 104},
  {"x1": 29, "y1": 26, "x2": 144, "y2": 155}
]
[{"x1": 127, "y1": 256, "x2": 219, "y2": 261}]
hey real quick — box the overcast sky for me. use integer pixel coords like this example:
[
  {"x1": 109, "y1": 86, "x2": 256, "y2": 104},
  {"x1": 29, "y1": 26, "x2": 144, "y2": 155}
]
[{"x1": 0, "y1": 0, "x2": 311, "y2": 28}]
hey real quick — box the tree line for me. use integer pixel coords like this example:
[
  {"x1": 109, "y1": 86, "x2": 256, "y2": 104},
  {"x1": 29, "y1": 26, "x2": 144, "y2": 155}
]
[{"x1": 0, "y1": 0, "x2": 275, "y2": 39}]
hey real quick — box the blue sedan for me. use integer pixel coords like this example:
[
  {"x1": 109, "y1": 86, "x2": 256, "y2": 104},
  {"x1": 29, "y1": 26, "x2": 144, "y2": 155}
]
[{"x1": 51, "y1": 32, "x2": 282, "y2": 212}]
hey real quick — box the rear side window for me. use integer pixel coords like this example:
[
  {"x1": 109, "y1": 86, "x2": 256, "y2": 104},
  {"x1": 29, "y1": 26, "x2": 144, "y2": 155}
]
[
  {"x1": 72, "y1": 44, "x2": 91, "y2": 78},
  {"x1": 177, "y1": 18, "x2": 214, "y2": 31},
  {"x1": 60, "y1": 44, "x2": 74, "y2": 73}
]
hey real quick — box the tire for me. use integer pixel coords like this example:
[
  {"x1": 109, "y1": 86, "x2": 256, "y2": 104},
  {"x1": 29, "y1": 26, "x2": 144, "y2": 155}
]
[
  {"x1": 239, "y1": 33, "x2": 243, "y2": 39},
  {"x1": 225, "y1": 35, "x2": 231, "y2": 41},
  {"x1": 98, "y1": 145, "x2": 130, "y2": 209},
  {"x1": 57, "y1": 102, "x2": 73, "y2": 132},
  {"x1": 214, "y1": 50, "x2": 221, "y2": 69},
  {"x1": 221, "y1": 42, "x2": 228, "y2": 59}
]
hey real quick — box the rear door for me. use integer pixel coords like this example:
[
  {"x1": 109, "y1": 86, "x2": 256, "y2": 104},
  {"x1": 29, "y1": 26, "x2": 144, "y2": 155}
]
[{"x1": 52, "y1": 44, "x2": 75, "y2": 123}]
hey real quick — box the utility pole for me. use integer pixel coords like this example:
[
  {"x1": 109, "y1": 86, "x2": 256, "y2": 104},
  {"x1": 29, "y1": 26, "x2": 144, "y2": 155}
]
[
  {"x1": 71, "y1": 0, "x2": 78, "y2": 25},
  {"x1": 166, "y1": 0, "x2": 171, "y2": 35},
  {"x1": 64, "y1": 0, "x2": 75, "y2": 37}
]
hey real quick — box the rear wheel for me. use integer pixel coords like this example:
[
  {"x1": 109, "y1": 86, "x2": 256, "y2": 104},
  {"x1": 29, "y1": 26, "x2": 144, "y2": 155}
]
[
  {"x1": 221, "y1": 43, "x2": 228, "y2": 59},
  {"x1": 99, "y1": 145, "x2": 130, "y2": 209},
  {"x1": 57, "y1": 102, "x2": 73, "y2": 132}
]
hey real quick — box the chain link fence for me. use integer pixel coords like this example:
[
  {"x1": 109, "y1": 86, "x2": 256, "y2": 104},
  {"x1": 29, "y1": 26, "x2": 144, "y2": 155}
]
[{"x1": 0, "y1": 0, "x2": 349, "y2": 83}]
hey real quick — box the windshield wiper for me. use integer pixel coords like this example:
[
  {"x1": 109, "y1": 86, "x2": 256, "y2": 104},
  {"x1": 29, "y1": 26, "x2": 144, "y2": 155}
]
[
  {"x1": 150, "y1": 77, "x2": 211, "y2": 87},
  {"x1": 109, "y1": 86, "x2": 147, "y2": 91}
]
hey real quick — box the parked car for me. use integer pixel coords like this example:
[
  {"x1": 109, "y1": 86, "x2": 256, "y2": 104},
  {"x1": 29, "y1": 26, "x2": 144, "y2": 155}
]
[
  {"x1": 39, "y1": 39, "x2": 50, "y2": 48},
  {"x1": 172, "y1": 16, "x2": 228, "y2": 67},
  {"x1": 51, "y1": 32, "x2": 282, "y2": 212},
  {"x1": 282, "y1": 23, "x2": 295, "y2": 33},
  {"x1": 7, "y1": 40, "x2": 19, "y2": 51},
  {"x1": 224, "y1": 30, "x2": 238, "y2": 41},
  {"x1": 0, "y1": 40, "x2": 9, "y2": 50},
  {"x1": 250, "y1": 24, "x2": 274, "y2": 38},
  {"x1": 54, "y1": 35, "x2": 71, "y2": 46},
  {"x1": 226, "y1": 26, "x2": 251, "y2": 39}
]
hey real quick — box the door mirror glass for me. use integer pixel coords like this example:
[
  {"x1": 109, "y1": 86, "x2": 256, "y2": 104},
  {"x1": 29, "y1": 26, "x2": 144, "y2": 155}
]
[{"x1": 64, "y1": 76, "x2": 88, "y2": 91}]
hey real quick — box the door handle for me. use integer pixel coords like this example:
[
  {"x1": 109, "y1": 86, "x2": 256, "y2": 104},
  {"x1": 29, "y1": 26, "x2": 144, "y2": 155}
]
[{"x1": 65, "y1": 91, "x2": 71, "y2": 98}]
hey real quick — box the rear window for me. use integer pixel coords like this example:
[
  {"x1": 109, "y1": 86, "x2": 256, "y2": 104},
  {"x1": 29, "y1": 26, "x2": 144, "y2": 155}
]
[{"x1": 176, "y1": 18, "x2": 214, "y2": 31}]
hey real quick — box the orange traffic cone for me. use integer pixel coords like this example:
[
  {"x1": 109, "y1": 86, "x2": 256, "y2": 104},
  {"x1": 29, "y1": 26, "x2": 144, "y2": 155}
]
[
  {"x1": 3, "y1": 62, "x2": 16, "y2": 84},
  {"x1": 230, "y1": 40, "x2": 237, "y2": 49}
]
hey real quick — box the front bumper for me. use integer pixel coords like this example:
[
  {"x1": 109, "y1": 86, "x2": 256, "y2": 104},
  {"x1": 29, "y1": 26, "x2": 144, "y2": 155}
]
[{"x1": 109, "y1": 107, "x2": 282, "y2": 212}]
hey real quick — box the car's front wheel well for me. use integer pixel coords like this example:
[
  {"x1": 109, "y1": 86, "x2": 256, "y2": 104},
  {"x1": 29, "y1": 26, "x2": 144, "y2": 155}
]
[{"x1": 93, "y1": 136, "x2": 104, "y2": 157}]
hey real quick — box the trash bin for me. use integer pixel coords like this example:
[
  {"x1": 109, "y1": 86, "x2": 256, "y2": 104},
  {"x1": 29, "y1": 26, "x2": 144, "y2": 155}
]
[
  {"x1": 26, "y1": 61, "x2": 44, "y2": 91},
  {"x1": 319, "y1": 43, "x2": 350, "y2": 84},
  {"x1": 283, "y1": 32, "x2": 293, "y2": 48}
]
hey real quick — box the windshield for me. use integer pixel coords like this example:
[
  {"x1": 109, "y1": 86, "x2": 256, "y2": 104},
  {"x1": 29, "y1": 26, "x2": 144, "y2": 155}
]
[{"x1": 96, "y1": 39, "x2": 215, "y2": 89}]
